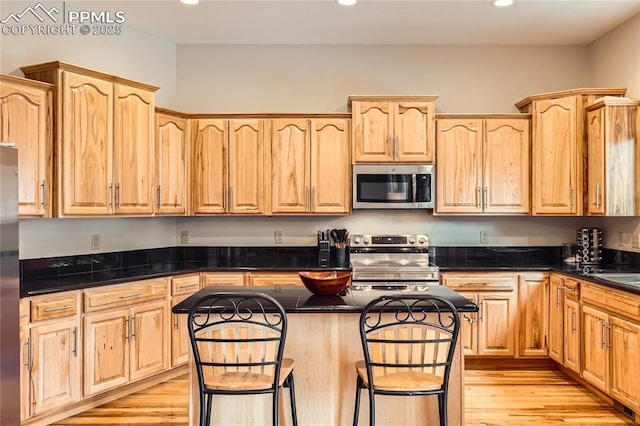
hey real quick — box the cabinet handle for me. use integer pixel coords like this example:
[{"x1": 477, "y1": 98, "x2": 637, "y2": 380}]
[
  {"x1": 555, "y1": 285, "x2": 561, "y2": 308},
  {"x1": 395, "y1": 135, "x2": 399, "y2": 159},
  {"x1": 229, "y1": 187, "x2": 233, "y2": 210},
  {"x1": 174, "y1": 315, "x2": 179, "y2": 330},
  {"x1": 478, "y1": 303, "x2": 483, "y2": 322},
  {"x1": 571, "y1": 309, "x2": 576, "y2": 334},
  {"x1": 125, "y1": 316, "x2": 130, "y2": 342},
  {"x1": 569, "y1": 185, "x2": 574, "y2": 210},
  {"x1": 463, "y1": 314, "x2": 475, "y2": 324},
  {"x1": 274, "y1": 281, "x2": 297, "y2": 286},
  {"x1": 223, "y1": 187, "x2": 227, "y2": 211},
  {"x1": 600, "y1": 320, "x2": 606, "y2": 349},
  {"x1": 388, "y1": 136, "x2": 393, "y2": 157},
  {"x1": 116, "y1": 183, "x2": 121, "y2": 207},
  {"x1": 25, "y1": 338, "x2": 31, "y2": 370},
  {"x1": 132, "y1": 314, "x2": 137, "y2": 341},
  {"x1": 606, "y1": 323, "x2": 611, "y2": 349},
  {"x1": 483, "y1": 187, "x2": 488, "y2": 210},
  {"x1": 210, "y1": 281, "x2": 238, "y2": 286},
  {"x1": 595, "y1": 183, "x2": 601, "y2": 209},
  {"x1": 41, "y1": 180, "x2": 46, "y2": 208},
  {"x1": 120, "y1": 293, "x2": 143, "y2": 299},
  {"x1": 305, "y1": 187, "x2": 309, "y2": 209},
  {"x1": 311, "y1": 186, "x2": 316, "y2": 211},
  {"x1": 73, "y1": 326, "x2": 78, "y2": 357},
  {"x1": 43, "y1": 305, "x2": 73, "y2": 312},
  {"x1": 157, "y1": 185, "x2": 161, "y2": 208},
  {"x1": 178, "y1": 283, "x2": 199, "y2": 292},
  {"x1": 109, "y1": 183, "x2": 113, "y2": 208},
  {"x1": 476, "y1": 187, "x2": 481, "y2": 208}
]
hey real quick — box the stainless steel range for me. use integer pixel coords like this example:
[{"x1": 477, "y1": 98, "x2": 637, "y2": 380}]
[{"x1": 349, "y1": 234, "x2": 440, "y2": 292}]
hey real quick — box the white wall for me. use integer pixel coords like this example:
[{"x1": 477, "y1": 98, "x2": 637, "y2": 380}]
[{"x1": 176, "y1": 44, "x2": 590, "y2": 113}]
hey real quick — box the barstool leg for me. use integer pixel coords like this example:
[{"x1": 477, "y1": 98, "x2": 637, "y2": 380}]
[
  {"x1": 204, "y1": 394, "x2": 212, "y2": 426},
  {"x1": 438, "y1": 393, "x2": 447, "y2": 426},
  {"x1": 367, "y1": 388, "x2": 375, "y2": 426},
  {"x1": 353, "y1": 375, "x2": 362, "y2": 426},
  {"x1": 273, "y1": 386, "x2": 280, "y2": 426},
  {"x1": 286, "y1": 373, "x2": 298, "y2": 426}
]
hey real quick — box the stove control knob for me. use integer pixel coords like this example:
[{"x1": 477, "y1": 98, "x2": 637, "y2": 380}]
[
  {"x1": 418, "y1": 237, "x2": 427, "y2": 244},
  {"x1": 408, "y1": 236, "x2": 416, "y2": 244},
  {"x1": 363, "y1": 237, "x2": 371, "y2": 245},
  {"x1": 353, "y1": 237, "x2": 362, "y2": 245}
]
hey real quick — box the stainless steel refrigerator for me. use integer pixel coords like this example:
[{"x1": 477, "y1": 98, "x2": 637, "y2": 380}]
[{"x1": 0, "y1": 144, "x2": 19, "y2": 425}]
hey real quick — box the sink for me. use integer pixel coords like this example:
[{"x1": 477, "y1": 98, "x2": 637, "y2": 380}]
[{"x1": 591, "y1": 273, "x2": 640, "y2": 287}]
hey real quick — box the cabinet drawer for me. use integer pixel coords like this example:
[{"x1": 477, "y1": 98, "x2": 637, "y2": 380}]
[
  {"x1": 83, "y1": 278, "x2": 168, "y2": 313},
  {"x1": 171, "y1": 274, "x2": 201, "y2": 296},
  {"x1": 248, "y1": 273, "x2": 302, "y2": 287},
  {"x1": 20, "y1": 298, "x2": 30, "y2": 326},
  {"x1": 202, "y1": 272, "x2": 245, "y2": 287},
  {"x1": 442, "y1": 273, "x2": 517, "y2": 291},
  {"x1": 31, "y1": 292, "x2": 79, "y2": 321},
  {"x1": 563, "y1": 278, "x2": 580, "y2": 300},
  {"x1": 582, "y1": 281, "x2": 640, "y2": 320}
]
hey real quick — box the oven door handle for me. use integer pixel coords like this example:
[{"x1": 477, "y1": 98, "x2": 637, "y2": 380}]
[{"x1": 412, "y1": 174, "x2": 417, "y2": 204}]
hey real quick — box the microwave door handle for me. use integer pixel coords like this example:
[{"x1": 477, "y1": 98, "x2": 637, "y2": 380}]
[{"x1": 412, "y1": 174, "x2": 417, "y2": 204}]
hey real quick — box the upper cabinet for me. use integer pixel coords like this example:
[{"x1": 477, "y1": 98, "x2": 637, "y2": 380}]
[
  {"x1": 515, "y1": 88, "x2": 626, "y2": 216},
  {"x1": 436, "y1": 115, "x2": 530, "y2": 214},
  {"x1": 155, "y1": 108, "x2": 189, "y2": 215},
  {"x1": 21, "y1": 61, "x2": 158, "y2": 217},
  {"x1": 270, "y1": 116, "x2": 351, "y2": 214},
  {"x1": 349, "y1": 96, "x2": 437, "y2": 164},
  {"x1": 0, "y1": 75, "x2": 53, "y2": 217},
  {"x1": 586, "y1": 97, "x2": 640, "y2": 216},
  {"x1": 191, "y1": 118, "x2": 266, "y2": 215}
]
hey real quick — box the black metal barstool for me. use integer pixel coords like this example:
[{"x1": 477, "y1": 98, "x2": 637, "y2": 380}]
[
  {"x1": 352, "y1": 294, "x2": 460, "y2": 426},
  {"x1": 187, "y1": 292, "x2": 298, "y2": 426}
]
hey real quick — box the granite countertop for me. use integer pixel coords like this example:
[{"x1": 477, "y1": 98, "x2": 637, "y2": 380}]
[{"x1": 172, "y1": 285, "x2": 479, "y2": 314}]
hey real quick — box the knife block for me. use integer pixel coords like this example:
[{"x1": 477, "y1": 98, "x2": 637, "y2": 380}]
[{"x1": 317, "y1": 232, "x2": 331, "y2": 267}]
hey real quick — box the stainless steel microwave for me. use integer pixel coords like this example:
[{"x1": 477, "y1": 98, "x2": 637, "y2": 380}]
[{"x1": 352, "y1": 164, "x2": 435, "y2": 209}]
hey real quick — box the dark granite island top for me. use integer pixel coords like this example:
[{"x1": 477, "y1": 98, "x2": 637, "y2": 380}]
[{"x1": 172, "y1": 285, "x2": 479, "y2": 314}]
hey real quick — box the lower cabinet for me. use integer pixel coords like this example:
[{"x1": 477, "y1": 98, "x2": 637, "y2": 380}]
[
  {"x1": 20, "y1": 299, "x2": 30, "y2": 422},
  {"x1": 581, "y1": 282, "x2": 640, "y2": 413},
  {"x1": 248, "y1": 272, "x2": 303, "y2": 287},
  {"x1": 563, "y1": 291, "x2": 581, "y2": 374},
  {"x1": 548, "y1": 274, "x2": 565, "y2": 363},
  {"x1": 517, "y1": 273, "x2": 549, "y2": 357},
  {"x1": 170, "y1": 273, "x2": 201, "y2": 367},
  {"x1": 202, "y1": 272, "x2": 245, "y2": 287},
  {"x1": 443, "y1": 273, "x2": 517, "y2": 356}
]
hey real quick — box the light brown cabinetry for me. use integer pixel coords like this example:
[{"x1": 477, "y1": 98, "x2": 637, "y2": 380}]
[
  {"x1": 517, "y1": 273, "x2": 549, "y2": 357},
  {"x1": 548, "y1": 274, "x2": 564, "y2": 363},
  {"x1": 548, "y1": 274, "x2": 581, "y2": 372},
  {"x1": 20, "y1": 299, "x2": 30, "y2": 422},
  {"x1": 202, "y1": 272, "x2": 245, "y2": 287},
  {"x1": 248, "y1": 272, "x2": 303, "y2": 287},
  {"x1": 515, "y1": 88, "x2": 626, "y2": 215},
  {"x1": 27, "y1": 292, "x2": 81, "y2": 415},
  {"x1": 349, "y1": 96, "x2": 437, "y2": 163},
  {"x1": 155, "y1": 109, "x2": 189, "y2": 215},
  {"x1": 270, "y1": 117, "x2": 350, "y2": 214},
  {"x1": 191, "y1": 118, "x2": 266, "y2": 215},
  {"x1": 170, "y1": 274, "x2": 200, "y2": 367},
  {"x1": 581, "y1": 281, "x2": 640, "y2": 413},
  {"x1": 563, "y1": 297, "x2": 581, "y2": 373},
  {"x1": 21, "y1": 61, "x2": 158, "y2": 217},
  {"x1": 0, "y1": 75, "x2": 53, "y2": 217},
  {"x1": 443, "y1": 273, "x2": 517, "y2": 356},
  {"x1": 436, "y1": 116, "x2": 530, "y2": 214},
  {"x1": 83, "y1": 279, "x2": 169, "y2": 396},
  {"x1": 586, "y1": 97, "x2": 640, "y2": 216}
]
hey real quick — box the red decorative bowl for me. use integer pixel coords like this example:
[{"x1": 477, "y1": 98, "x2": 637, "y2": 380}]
[{"x1": 298, "y1": 271, "x2": 352, "y2": 296}]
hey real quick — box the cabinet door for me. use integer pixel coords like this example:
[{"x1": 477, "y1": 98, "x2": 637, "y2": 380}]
[
  {"x1": 394, "y1": 102, "x2": 435, "y2": 162},
  {"x1": 352, "y1": 101, "x2": 393, "y2": 162},
  {"x1": 202, "y1": 272, "x2": 245, "y2": 287},
  {"x1": 477, "y1": 291, "x2": 516, "y2": 356},
  {"x1": 517, "y1": 273, "x2": 548, "y2": 357},
  {"x1": 531, "y1": 96, "x2": 579, "y2": 215},
  {"x1": 156, "y1": 112, "x2": 187, "y2": 215},
  {"x1": 130, "y1": 301, "x2": 168, "y2": 381},
  {"x1": 84, "y1": 309, "x2": 129, "y2": 396},
  {"x1": 271, "y1": 119, "x2": 310, "y2": 213},
  {"x1": 20, "y1": 325, "x2": 30, "y2": 421},
  {"x1": 191, "y1": 119, "x2": 227, "y2": 214},
  {"x1": 609, "y1": 315, "x2": 640, "y2": 412},
  {"x1": 587, "y1": 108, "x2": 605, "y2": 215},
  {"x1": 61, "y1": 71, "x2": 113, "y2": 215},
  {"x1": 563, "y1": 298, "x2": 581, "y2": 374},
  {"x1": 248, "y1": 272, "x2": 303, "y2": 287},
  {"x1": 548, "y1": 275, "x2": 564, "y2": 363},
  {"x1": 483, "y1": 118, "x2": 530, "y2": 214},
  {"x1": 310, "y1": 118, "x2": 350, "y2": 214},
  {"x1": 113, "y1": 84, "x2": 155, "y2": 215},
  {"x1": 581, "y1": 305, "x2": 609, "y2": 392},
  {"x1": 30, "y1": 319, "x2": 80, "y2": 414},
  {"x1": 458, "y1": 292, "x2": 478, "y2": 356},
  {"x1": 0, "y1": 79, "x2": 51, "y2": 217},
  {"x1": 171, "y1": 296, "x2": 191, "y2": 367},
  {"x1": 435, "y1": 119, "x2": 483, "y2": 213},
  {"x1": 228, "y1": 119, "x2": 265, "y2": 214}
]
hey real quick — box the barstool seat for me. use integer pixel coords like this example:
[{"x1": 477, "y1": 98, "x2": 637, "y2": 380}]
[{"x1": 204, "y1": 358, "x2": 295, "y2": 391}]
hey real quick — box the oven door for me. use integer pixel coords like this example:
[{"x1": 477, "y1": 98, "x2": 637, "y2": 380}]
[{"x1": 353, "y1": 164, "x2": 434, "y2": 209}]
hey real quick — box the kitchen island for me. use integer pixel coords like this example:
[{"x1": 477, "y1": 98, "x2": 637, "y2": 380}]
[{"x1": 173, "y1": 285, "x2": 478, "y2": 426}]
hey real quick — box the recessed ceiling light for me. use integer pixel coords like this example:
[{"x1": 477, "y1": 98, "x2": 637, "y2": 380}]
[
  {"x1": 337, "y1": 0, "x2": 357, "y2": 5},
  {"x1": 180, "y1": 0, "x2": 199, "y2": 5},
  {"x1": 493, "y1": 0, "x2": 514, "y2": 6}
]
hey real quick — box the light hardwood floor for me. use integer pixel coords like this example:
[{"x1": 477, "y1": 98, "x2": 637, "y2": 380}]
[{"x1": 53, "y1": 369, "x2": 635, "y2": 425}]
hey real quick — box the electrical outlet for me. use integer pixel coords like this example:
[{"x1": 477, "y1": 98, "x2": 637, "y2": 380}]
[
  {"x1": 91, "y1": 235, "x2": 100, "y2": 250},
  {"x1": 480, "y1": 230, "x2": 488, "y2": 244},
  {"x1": 632, "y1": 234, "x2": 640, "y2": 249},
  {"x1": 619, "y1": 232, "x2": 625, "y2": 247},
  {"x1": 181, "y1": 230, "x2": 190, "y2": 244},
  {"x1": 274, "y1": 230, "x2": 284, "y2": 244}
]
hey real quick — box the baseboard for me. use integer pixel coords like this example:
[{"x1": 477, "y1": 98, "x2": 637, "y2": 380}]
[{"x1": 464, "y1": 357, "x2": 557, "y2": 370}]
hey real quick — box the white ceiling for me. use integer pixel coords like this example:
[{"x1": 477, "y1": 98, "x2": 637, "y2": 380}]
[{"x1": 96, "y1": 0, "x2": 640, "y2": 45}]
